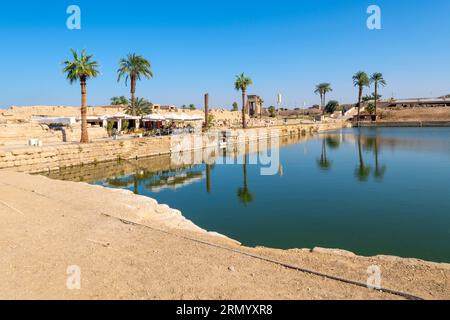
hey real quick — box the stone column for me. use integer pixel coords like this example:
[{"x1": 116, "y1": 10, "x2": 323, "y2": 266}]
[{"x1": 204, "y1": 93, "x2": 209, "y2": 128}]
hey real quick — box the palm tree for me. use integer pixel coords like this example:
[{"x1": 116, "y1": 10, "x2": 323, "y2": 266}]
[
  {"x1": 314, "y1": 83, "x2": 333, "y2": 112},
  {"x1": 324, "y1": 100, "x2": 340, "y2": 114},
  {"x1": 125, "y1": 97, "x2": 152, "y2": 116},
  {"x1": 352, "y1": 72, "x2": 370, "y2": 127},
  {"x1": 234, "y1": 73, "x2": 253, "y2": 129},
  {"x1": 62, "y1": 49, "x2": 100, "y2": 143},
  {"x1": 370, "y1": 73, "x2": 387, "y2": 120},
  {"x1": 117, "y1": 53, "x2": 153, "y2": 116},
  {"x1": 110, "y1": 96, "x2": 129, "y2": 106}
]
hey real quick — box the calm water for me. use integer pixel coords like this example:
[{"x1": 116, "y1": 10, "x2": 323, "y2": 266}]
[{"x1": 48, "y1": 128, "x2": 450, "y2": 262}]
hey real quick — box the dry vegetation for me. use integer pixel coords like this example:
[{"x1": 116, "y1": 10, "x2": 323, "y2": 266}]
[{"x1": 379, "y1": 107, "x2": 450, "y2": 122}]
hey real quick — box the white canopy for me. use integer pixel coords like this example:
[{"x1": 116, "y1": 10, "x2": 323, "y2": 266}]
[
  {"x1": 165, "y1": 114, "x2": 186, "y2": 121},
  {"x1": 109, "y1": 112, "x2": 140, "y2": 120},
  {"x1": 143, "y1": 113, "x2": 166, "y2": 121}
]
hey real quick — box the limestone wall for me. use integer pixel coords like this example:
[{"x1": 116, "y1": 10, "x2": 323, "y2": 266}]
[
  {"x1": 0, "y1": 137, "x2": 171, "y2": 173},
  {"x1": 0, "y1": 121, "x2": 348, "y2": 174},
  {"x1": 1, "y1": 106, "x2": 125, "y2": 121},
  {"x1": 0, "y1": 122, "x2": 109, "y2": 146},
  {"x1": 1, "y1": 105, "x2": 205, "y2": 121}
]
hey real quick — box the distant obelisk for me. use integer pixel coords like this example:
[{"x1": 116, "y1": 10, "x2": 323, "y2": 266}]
[
  {"x1": 277, "y1": 93, "x2": 282, "y2": 109},
  {"x1": 204, "y1": 93, "x2": 209, "y2": 129}
]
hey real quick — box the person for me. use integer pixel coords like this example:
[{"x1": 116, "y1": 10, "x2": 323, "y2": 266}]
[{"x1": 112, "y1": 127, "x2": 118, "y2": 140}]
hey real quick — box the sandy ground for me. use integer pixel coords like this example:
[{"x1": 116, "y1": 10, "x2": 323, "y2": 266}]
[
  {"x1": 0, "y1": 171, "x2": 449, "y2": 300},
  {"x1": 379, "y1": 107, "x2": 450, "y2": 122}
]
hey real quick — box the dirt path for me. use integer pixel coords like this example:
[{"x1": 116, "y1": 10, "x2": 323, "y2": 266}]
[{"x1": 0, "y1": 171, "x2": 448, "y2": 299}]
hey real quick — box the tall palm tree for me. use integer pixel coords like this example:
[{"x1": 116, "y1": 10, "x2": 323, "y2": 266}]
[
  {"x1": 62, "y1": 49, "x2": 100, "y2": 143},
  {"x1": 234, "y1": 73, "x2": 253, "y2": 129},
  {"x1": 314, "y1": 83, "x2": 333, "y2": 112},
  {"x1": 117, "y1": 53, "x2": 153, "y2": 116},
  {"x1": 370, "y1": 73, "x2": 387, "y2": 120},
  {"x1": 352, "y1": 72, "x2": 370, "y2": 127}
]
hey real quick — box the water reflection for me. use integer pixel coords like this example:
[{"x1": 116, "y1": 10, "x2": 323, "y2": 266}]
[
  {"x1": 237, "y1": 154, "x2": 254, "y2": 206},
  {"x1": 317, "y1": 140, "x2": 332, "y2": 171},
  {"x1": 318, "y1": 130, "x2": 386, "y2": 182},
  {"x1": 42, "y1": 128, "x2": 450, "y2": 262}
]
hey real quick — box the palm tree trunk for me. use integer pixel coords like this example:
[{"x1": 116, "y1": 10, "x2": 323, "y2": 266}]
[
  {"x1": 322, "y1": 93, "x2": 326, "y2": 115},
  {"x1": 357, "y1": 86, "x2": 363, "y2": 127},
  {"x1": 320, "y1": 93, "x2": 323, "y2": 111},
  {"x1": 374, "y1": 82, "x2": 378, "y2": 121},
  {"x1": 242, "y1": 91, "x2": 247, "y2": 129},
  {"x1": 131, "y1": 74, "x2": 136, "y2": 116},
  {"x1": 80, "y1": 78, "x2": 89, "y2": 143}
]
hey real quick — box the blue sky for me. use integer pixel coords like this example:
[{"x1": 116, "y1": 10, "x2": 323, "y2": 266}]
[{"x1": 0, "y1": 0, "x2": 449, "y2": 109}]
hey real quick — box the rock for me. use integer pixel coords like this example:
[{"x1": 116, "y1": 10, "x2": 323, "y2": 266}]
[
  {"x1": 228, "y1": 266, "x2": 236, "y2": 272},
  {"x1": 312, "y1": 247, "x2": 356, "y2": 257}
]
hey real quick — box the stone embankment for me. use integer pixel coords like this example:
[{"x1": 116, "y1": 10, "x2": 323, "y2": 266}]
[{"x1": 0, "y1": 122, "x2": 347, "y2": 173}]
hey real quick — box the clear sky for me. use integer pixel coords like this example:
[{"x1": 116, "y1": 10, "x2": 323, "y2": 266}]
[{"x1": 0, "y1": 0, "x2": 449, "y2": 109}]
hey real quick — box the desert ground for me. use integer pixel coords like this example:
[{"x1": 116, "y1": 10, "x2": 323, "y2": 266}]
[{"x1": 378, "y1": 107, "x2": 450, "y2": 122}]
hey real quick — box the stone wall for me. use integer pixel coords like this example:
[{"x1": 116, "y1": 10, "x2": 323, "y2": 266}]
[
  {"x1": 0, "y1": 121, "x2": 348, "y2": 174},
  {"x1": 0, "y1": 137, "x2": 171, "y2": 173}
]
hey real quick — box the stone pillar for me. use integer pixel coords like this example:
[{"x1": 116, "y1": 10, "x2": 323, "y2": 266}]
[{"x1": 204, "y1": 93, "x2": 209, "y2": 128}]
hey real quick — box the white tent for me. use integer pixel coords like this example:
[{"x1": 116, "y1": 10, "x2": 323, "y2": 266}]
[
  {"x1": 165, "y1": 114, "x2": 185, "y2": 121},
  {"x1": 143, "y1": 114, "x2": 166, "y2": 121}
]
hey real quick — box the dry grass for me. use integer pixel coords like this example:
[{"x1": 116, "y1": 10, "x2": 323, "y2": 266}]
[{"x1": 379, "y1": 107, "x2": 450, "y2": 122}]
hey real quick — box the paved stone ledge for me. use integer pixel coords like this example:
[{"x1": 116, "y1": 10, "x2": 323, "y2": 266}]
[{"x1": 0, "y1": 122, "x2": 347, "y2": 173}]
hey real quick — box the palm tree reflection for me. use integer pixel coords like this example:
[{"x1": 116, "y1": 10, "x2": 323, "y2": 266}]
[
  {"x1": 237, "y1": 155, "x2": 254, "y2": 206},
  {"x1": 317, "y1": 139, "x2": 332, "y2": 170},
  {"x1": 373, "y1": 137, "x2": 386, "y2": 181},
  {"x1": 355, "y1": 134, "x2": 371, "y2": 182}
]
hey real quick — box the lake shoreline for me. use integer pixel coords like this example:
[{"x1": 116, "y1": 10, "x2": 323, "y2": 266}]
[{"x1": 0, "y1": 169, "x2": 449, "y2": 299}]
